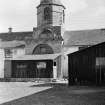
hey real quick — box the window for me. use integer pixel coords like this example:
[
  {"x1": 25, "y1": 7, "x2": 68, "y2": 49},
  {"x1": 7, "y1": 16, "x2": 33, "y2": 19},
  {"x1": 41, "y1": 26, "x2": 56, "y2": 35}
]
[
  {"x1": 37, "y1": 62, "x2": 46, "y2": 69},
  {"x1": 44, "y1": 7, "x2": 51, "y2": 20},
  {"x1": 5, "y1": 49, "x2": 12, "y2": 58},
  {"x1": 33, "y1": 44, "x2": 54, "y2": 54},
  {"x1": 96, "y1": 57, "x2": 105, "y2": 66},
  {"x1": 41, "y1": 47, "x2": 46, "y2": 53}
]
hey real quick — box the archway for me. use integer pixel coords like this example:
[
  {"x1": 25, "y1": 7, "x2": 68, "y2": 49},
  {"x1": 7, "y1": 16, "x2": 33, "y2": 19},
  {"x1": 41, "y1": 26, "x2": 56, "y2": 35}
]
[{"x1": 33, "y1": 44, "x2": 54, "y2": 54}]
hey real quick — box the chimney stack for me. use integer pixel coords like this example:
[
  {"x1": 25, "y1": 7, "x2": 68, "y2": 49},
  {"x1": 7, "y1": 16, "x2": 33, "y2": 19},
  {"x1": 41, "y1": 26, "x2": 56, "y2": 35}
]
[{"x1": 8, "y1": 27, "x2": 12, "y2": 33}]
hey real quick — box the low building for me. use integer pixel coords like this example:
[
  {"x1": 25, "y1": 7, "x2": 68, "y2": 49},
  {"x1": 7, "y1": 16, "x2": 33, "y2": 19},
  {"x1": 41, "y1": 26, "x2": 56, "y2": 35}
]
[
  {"x1": 4, "y1": 54, "x2": 61, "y2": 82},
  {"x1": 68, "y1": 42, "x2": 105, "y2": 85},
  {"x1": 0, "y1": 41, "x2": 25, "y2": 79}
]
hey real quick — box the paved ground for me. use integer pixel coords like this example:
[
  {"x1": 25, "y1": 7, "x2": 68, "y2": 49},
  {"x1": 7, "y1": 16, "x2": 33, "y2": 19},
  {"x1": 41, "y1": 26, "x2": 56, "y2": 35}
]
[
  {"x1": 0, "y1": 82, "x2": 51, "y2": 104},
  {"x1": 0, "y1": 82, "x2": 105, "y2": 105}
]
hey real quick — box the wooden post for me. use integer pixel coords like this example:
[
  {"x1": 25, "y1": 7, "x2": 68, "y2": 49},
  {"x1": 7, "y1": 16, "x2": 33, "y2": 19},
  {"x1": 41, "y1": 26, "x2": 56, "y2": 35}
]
[{"x1": 99, "y1": 65, "x2": 102, "y2": 85}]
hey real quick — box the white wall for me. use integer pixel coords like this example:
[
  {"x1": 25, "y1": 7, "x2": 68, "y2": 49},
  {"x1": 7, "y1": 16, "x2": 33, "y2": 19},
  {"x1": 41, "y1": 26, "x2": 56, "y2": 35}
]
[
  {"x1": 4, "y1": 60, "x2": 11, "y2": 78},
  {"x1": 12, "y1": 48, "x2": 25, "y2": 58},
  {"x1": 0, "y1": 49, "x2": 4, "y2": 78},
  {"x1": 63, "y1": 47, "x2": 79, "y2": 55},
  {"x1": 62, "y1": 46, "x2": 79, "y2": 77}
]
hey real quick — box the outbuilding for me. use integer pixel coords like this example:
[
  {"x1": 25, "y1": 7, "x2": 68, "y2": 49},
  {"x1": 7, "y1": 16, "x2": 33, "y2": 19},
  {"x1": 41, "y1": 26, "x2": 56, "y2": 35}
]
[
  {"x1": 4, "y1": 54, "x2": 61, "y2": 82},
  {"x1": 68, "y1": 42, "x2": 105, "y2": 85}
]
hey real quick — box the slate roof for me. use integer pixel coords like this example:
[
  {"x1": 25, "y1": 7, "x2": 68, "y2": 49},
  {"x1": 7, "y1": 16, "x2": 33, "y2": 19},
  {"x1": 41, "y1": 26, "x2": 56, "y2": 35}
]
[
  {"x1": 1, "y1": 28, "x2": 105, "y2": 47},
  {"x1": 0, "y1": 41, "x2": 25, "y2": 49},
  {"x1": 0, "y1": 31, "x2": 33, "y2": 41},
  {"x1": 63, "y1": 29, "x2": 105, "y2": 46}
]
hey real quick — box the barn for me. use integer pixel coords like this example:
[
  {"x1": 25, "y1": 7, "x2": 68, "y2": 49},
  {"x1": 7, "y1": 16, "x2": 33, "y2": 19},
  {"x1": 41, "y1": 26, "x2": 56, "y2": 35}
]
[{"x1": 68, "y1": 42, "x2": 105, "y2": 85}]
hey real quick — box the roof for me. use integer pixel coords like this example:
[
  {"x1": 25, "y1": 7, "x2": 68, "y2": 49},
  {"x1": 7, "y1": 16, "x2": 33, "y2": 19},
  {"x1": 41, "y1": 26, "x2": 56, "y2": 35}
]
[
  {"x1": 68, "y1": 41, "x2": 105, "y2": 56},
  {"x1": 0, "y1": 31, "x2": 33, "y2": 41},
  {"x1": 1, "y1": 28, "x2": 105, "y2": 47},
  {"x1": 0, "y1": 41, "x2": 25, "y2": 49},
  {"x1": 11, "y1": 53, "x2": 61, "y2": 60},
  {"x1": 63, "y1": 29, "x2": 105, "y2": 46},
  {"x1": 41, "y1": 0, "x2": 61, "y2": 4},
  {"x1": 38, "y1": 0, "x2": 65, "y2": 8}
]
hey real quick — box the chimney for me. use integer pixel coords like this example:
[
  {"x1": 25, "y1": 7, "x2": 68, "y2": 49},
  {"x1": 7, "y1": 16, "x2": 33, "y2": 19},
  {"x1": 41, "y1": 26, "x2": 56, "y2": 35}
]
[{"x1": 8, "y1": 27, "x2": 12, "y2": 33}]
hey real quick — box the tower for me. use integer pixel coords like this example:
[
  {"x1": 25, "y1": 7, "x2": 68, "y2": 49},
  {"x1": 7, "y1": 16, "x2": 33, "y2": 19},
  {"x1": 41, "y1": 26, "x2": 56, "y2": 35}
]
[
  {"x1": 27, "y1": 0, "x2": 65, "y2": 55},
  {"x1": 37, "y1": 0, "x2": 65, "y2": 27},
  {"x1": 25, "y1": 0, "x2": 66, "y2": 79},
  {"x1": 33, "y1": 0, "x2": 65, "y2": 43}
]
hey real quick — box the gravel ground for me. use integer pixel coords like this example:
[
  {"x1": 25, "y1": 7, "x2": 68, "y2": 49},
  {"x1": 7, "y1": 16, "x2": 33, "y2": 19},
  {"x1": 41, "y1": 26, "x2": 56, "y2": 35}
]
[{"x1": 1, "y1": 83, "x2": 105, "y2": 105}]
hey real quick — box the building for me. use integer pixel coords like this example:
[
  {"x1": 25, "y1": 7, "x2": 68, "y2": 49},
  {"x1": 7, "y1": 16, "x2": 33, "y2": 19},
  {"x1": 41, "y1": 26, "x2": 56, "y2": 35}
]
[
  {"x1": 0, "y1": 41, "x2": 25, "y2": 79},
  {"x1": 62, "y1": 29, "x2": 105, "y2": 76},
  {"x1": 5, "y1": 54, "x2": 61, "y2": 82},
  {"x1": 68, "y1": 42, "x2": 105, "y2": 85},
  {"x1": 0, "y1": 0, "x2": 65, "y2": 81},
  {"x1": 1, "y1": 0, "x2": 105, "y2": 81}
]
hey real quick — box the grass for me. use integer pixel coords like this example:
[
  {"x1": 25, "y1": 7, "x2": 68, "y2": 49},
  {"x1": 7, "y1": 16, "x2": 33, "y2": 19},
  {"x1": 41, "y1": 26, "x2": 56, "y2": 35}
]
[{"x1": 1, "y1": 84, "x2": 105, "y2": 105}]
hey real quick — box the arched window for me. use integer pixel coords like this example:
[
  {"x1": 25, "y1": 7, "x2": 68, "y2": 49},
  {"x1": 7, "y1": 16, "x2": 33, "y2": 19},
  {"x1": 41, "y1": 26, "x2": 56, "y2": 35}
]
[
  {"x1": 39, "y1": 29, "x2": 53, "y2": 39},
  {"x1": 33, "y1": 44, "x2": 54, "y2": 54},
  {"x1": 44, "y1": 7, "x2": 51, "y2": 20}
]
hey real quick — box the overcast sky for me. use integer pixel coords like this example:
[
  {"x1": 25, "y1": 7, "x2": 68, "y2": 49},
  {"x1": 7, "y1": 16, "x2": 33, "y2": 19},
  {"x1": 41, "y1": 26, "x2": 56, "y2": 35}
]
[{"x1": 0, "y1": 0, "x2": 105, "y2": 32}]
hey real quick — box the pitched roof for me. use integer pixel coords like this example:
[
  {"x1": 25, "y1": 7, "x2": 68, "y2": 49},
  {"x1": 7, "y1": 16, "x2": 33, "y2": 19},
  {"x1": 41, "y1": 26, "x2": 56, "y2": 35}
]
[
  {"x1": 0, "y1": 31, "x2": 33, "y2": 41},
  {"x1": 0, "y1": 41, "x2": 25, "y2": 49},
  {"x1": 63, "y1": 29, "x2": 105, "y2": 46},
  {"x1": 68, "y1": 41, "x2": 105, "y2": 56},
  {"x1": 1, "y1": 28, "x2": 105, "y2": 47},
  {"x1": 11, "y1": 53, "x2": 61, "y2": 60}
]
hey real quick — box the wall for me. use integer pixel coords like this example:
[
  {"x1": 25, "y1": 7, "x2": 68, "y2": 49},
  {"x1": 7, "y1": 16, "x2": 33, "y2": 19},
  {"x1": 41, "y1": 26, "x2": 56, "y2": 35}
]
[
  {"x1": 25, "y1": 40, "x2": 62, "y2": 54},
  {"x1": 52, "y1": 5, "x2": 64, "y2": 26},
  {"x1": 68, "y1": 42, "x2": 105, "y2": 85},
  {"x1": 55, "y1": 56, "x2": 62, "y2": 79},
  {"x1": 62, "y1": 46, "x2": 79, "y2": 78},
  {"x1": 4, "y1": 60, "x2": 11, "y2": 78},
  {"x1": 0, "y1": 49, "x2": 4, "y2": 78}
]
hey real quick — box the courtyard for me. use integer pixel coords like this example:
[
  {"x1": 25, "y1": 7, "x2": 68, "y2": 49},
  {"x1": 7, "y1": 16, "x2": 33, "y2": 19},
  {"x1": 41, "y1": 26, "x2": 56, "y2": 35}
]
[{"x1": 0, "y1": 82, "x2": 105, "y2": 105}]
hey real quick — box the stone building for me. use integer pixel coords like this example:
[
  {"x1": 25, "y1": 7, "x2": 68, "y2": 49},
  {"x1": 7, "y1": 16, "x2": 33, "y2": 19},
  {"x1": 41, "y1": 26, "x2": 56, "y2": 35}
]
[
  {"x1": 24, "y1": 0, "x2": 65, "y2": 80},
  {"x1": 26, "y1": 0, "x2": 65, "y2": 54},
  {"x1": 0, "y1": 0, "x2": 65, "y2": 81},
  {"x1": 1, "y1": 0, "x2": 105, "y2": 81}
]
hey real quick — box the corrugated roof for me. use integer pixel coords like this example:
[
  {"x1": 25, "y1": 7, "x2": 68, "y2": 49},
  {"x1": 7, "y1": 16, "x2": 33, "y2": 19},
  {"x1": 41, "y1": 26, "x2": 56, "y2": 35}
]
[
  {"x1": 63, "y1": 29, "x2": 105, "y2": 46},
  {"x1": 11, "y1": 53, "x2": 61, "y2": 60},
  {"x1": 0, "y1": 41, "x2": 25, "y2": 48}
]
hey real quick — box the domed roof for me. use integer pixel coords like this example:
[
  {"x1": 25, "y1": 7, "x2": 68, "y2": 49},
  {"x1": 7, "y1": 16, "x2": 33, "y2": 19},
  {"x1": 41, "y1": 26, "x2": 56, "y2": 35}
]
[{"x1": 40, "y1": 0, "x2": 64, "y2": 7}]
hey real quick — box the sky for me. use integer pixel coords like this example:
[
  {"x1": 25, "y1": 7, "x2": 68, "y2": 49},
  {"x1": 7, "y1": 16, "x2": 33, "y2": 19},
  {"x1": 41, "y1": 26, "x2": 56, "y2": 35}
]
[{"x1": 0, "y1": 0, "x2": 105, "y2": 32}]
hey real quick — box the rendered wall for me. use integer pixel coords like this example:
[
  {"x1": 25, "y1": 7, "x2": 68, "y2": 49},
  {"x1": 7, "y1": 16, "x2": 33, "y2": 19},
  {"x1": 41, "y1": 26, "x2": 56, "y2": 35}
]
[
  {"x1": 0, "y1": 49, "x2": 4, "y2": 78},
  {"x1": 4, "y1": 60, "x2": 11, "y2": 78},
  {"x1": 62, "y1": 46, "x2": 79, "y2": 77}
]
